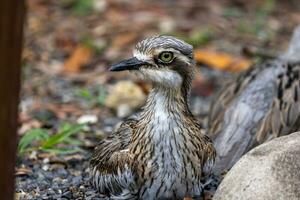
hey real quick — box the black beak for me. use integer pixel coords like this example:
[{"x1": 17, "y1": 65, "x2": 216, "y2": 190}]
[{"x1": 109, "y1": 57, "x2": 146, "y2": 72}]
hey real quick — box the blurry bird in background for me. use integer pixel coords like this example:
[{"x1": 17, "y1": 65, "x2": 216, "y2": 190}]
[
  {"x1": 90, "y1": 36, "x2": 216, "y2": 199},
  {"x1": 208, "y1": 25, "x2": 300, "y2": 173}
]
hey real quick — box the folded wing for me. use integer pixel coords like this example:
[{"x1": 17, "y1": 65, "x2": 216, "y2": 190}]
[{"x1": 90, "y1": 119, "x2": 137, "y2": 195}]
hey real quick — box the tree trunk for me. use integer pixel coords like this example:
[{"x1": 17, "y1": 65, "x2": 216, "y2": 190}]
[{"x1": 0, "y1": 1, "x2": 25, "y2": 199}]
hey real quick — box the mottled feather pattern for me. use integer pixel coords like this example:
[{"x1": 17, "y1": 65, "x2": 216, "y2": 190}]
[
  {"x1": 209, "y1": 61, "x2": 300, "y2": 143},
  {"x1": 208, "y1": 60, "x2": 300, "y2": 172},
  {"x1": 209, "y1": 26, "x2": 300, "y2": 172},
  {"x1": 90, "y1": 119, "x2": 137, "y2": 195},
  {"x1": 90, "y1": 89, "x2": 215, "y2": 199},
  {"x1": 257, "y1": 62, "x2": 300, "y2": 141},
  {"x1": 90, "y1": 36, "x2": 216, "y2": 199},
  {"x1": 208, "y1": 60, "x2": 277, "y2": 139},
  {"x1": 129, "y1": 88, "x2": 215, "y2": 199}
]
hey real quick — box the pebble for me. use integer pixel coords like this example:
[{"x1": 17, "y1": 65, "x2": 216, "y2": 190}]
[
  {"x1": 117, "y1": 104, "x2": 132, "y2": 118},
  {"x1": 77, "y1": 114, "x2": 98, "y2": 124},
  {"x1": 43, "y1": 158, "x2": 50, "y2": 164},
  {"x1": 42, "y1": 165, "x2": 49, "y2": 171}
]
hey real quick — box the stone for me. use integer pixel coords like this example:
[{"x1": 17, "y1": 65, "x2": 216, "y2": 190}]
[
  {"x1": 214, "y1": 132, "x2": 300, "y2": 200},
  {"x1": 77, "y1": 114, "x2": 98, "y2": 124},
  {"x1": 105, "y1": 81, "x2": 146, "y2": 117}
]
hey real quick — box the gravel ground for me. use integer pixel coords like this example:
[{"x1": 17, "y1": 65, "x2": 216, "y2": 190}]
[{"x1": 15, "y1": 150, "x2": 103, "y2": 200}]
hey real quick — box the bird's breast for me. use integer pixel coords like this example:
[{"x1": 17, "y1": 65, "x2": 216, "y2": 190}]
[{"x1": 131, "y1": 116, "x2": 203, "y2": 199}]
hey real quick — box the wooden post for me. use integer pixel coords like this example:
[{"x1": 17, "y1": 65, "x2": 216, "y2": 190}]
[{"x1": 0, "y1": 0, "x2": 25, "y2": 199}]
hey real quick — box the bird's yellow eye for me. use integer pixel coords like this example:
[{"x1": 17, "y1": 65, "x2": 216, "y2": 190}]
[{"x1": 158, "y1": 52, "x2": 174, "y2": 63}]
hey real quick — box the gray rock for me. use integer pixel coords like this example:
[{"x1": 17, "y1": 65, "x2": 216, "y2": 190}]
[{"x1": 214, "y1": 132, "x2": 300, "y2": 200}]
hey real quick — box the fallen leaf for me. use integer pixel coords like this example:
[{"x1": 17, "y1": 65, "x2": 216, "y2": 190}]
[
  {"x1": 15, "y1": 167, "x2": 33, "y2": 176},
  {"x1": 37, "y1": 152, "x2": 56, "y2": 159},
  {"x1": 194, "y1": 49, "x2": 252, "y2": 72},
  {"x1": 55, "y1": 34, "x2": 77, "y2": 55},
  {"x1": 18, "y1": 119, "x2": 42, "y2": 136},
  {"x1": 64, "y1": 154, "x2": 85, "y2": 162},
  {"x1": 63, "y1": 45, "x2": 93, "y2": 73},
  {"x1": 33, "y1": 103, "x2": 83, "y2": 119}
]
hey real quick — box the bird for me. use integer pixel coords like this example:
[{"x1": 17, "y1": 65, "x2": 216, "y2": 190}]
[
  {"x1": 90, "y1": 35, "x2": 216, "y2": 200},
  {"x1": 208, "y1": 25, "x2": 300, "y2": 173}
]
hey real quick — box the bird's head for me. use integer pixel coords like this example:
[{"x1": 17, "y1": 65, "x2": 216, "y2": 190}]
[{"x1": 110, "y1": 36, "x2": 195, "y2": 91}]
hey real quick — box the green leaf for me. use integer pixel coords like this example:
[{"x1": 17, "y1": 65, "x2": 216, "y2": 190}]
[
  {"x1": 63, "y1": 137, "x2": 83, "y2": 145},
  {"x1": 18, "y1": 128, "x2": 49, "y2": 154},
  {"x1": 41, "y1": 123, "x2": 84, "y2": 149},
  {"x1": 71, "y1": 0, "x2": 93, "y2": 16},
  {"x1": 76, "y1": 88, "x2": 93, "y2": 100}
]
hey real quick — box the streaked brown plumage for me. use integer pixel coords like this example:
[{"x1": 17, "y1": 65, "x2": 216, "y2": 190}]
[
  {"x1": 208, "y1": 26, "x2": 300, "y2": 173},
  {"x1": 90, "y1": 36, "x2": 216, "y2": 199}
]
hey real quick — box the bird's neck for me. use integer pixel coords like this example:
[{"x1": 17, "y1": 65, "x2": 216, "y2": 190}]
[
  {"x1": 131, "y1": 84, "x2": 194, "y2": 154},
  {"x1": 141, "y1": 84, "x2": 192, "y2": 122}
]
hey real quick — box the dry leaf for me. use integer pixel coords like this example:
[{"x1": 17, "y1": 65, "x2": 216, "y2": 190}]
[
  {"x1": 37, "y1": 152, "x2": 56, "y2": 159},
  {"x1": 63, "y1": 45, "x2": 93, "y2": 73},
  {"x1": 18, "y1": 119, "x2": 42, "y2": 136},
  {"x1": 15, "y1": 167, "x2": 33, "y2": 176},
  {"x1": 194, "y1": 49, "x2": 252, "y2": 72}
]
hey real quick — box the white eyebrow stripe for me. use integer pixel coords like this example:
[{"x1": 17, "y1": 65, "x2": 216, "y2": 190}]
[
  {"x1": 154, "y1": 47, "x2": 180, "y2": 54},
  {"x1": 134, "y1": 48, "x2": 192, "y2": 65},
  {"x1": 133, "y1": 50, "x2": 151, "y2": 61}
]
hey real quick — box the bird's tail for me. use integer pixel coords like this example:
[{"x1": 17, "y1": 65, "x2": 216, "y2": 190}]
[{"x1": 280, "y1": 25, "x2": 300, "y2": 62}]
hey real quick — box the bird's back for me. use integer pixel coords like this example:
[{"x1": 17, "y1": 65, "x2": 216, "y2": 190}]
[
  {"x1": 209, "y1": 61, "x2": 288, "y2": 172},
  {"x1": 209, "y1": 25, "x2": 300, "y2": 173}
]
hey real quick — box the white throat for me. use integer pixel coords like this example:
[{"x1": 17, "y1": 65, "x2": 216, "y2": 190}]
[{"x1": 139, "y1": 68, "x2": 183, "y2": 88}]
